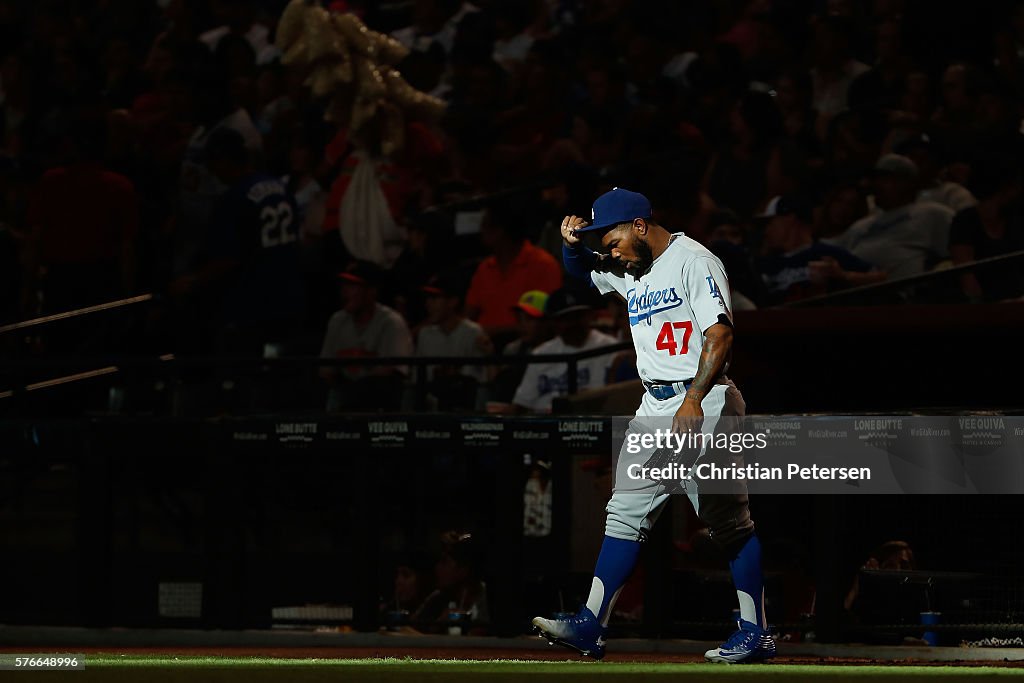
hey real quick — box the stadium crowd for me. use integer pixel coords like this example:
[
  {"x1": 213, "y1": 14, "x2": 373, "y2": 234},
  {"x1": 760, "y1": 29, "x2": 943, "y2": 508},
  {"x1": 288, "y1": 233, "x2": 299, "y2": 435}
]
[
  {"x1": 3, "y1": 0, "x2": 1024, "y2": 383},
  {"x1": 2, "y1": 2, "x2": 1015, "y2": 638}
]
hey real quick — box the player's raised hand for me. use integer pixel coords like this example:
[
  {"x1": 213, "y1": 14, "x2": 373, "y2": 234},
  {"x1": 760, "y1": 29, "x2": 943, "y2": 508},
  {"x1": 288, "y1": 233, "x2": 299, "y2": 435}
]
[{"x1": 560, "y1": 215, "x2": 588, "y2": 246}]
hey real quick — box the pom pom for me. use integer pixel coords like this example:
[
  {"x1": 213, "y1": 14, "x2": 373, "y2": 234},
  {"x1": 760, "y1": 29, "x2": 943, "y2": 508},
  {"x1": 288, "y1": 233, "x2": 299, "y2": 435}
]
[
  {"x1": 276, "y1": 0, "x2": 308, "y2": 51},
  {"x1": 279, "y1": 4, "x2": 445, "y2": 155},
  {"x1": 374, "y1": 32, "x2": 409, "y2": 66}
]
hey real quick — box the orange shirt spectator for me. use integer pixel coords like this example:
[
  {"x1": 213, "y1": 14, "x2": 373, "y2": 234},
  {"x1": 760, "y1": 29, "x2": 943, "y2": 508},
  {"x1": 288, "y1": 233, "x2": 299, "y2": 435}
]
[{"x1": 466, "y1": 237, "x2": 562, "y2": 331}]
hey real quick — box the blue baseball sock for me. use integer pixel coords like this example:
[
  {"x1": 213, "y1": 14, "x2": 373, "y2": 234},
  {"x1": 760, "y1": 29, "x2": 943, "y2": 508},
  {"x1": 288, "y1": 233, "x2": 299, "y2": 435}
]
[
  {"x1": 584, "y1": 536, "x2": 641, "y2": 625},
  {"x1": 729, "y1": 533, "x2": 766, "y2": 628}
]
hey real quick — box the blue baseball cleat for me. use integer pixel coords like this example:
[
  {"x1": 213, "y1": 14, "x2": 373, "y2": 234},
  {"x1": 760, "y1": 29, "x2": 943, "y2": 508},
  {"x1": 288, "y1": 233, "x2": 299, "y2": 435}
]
[
  {"x1": 531, "y1": 608, "x2": 607, "y2": 660},
  {"x1": 704, "y1": 619, "x2": 777, "y2": 663}
]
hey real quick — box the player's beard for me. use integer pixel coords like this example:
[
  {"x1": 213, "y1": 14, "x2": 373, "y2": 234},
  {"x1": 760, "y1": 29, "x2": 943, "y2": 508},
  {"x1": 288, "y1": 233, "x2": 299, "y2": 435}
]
[{"x1": 629, "y1": 237, "x2": 655, "y2": 278}]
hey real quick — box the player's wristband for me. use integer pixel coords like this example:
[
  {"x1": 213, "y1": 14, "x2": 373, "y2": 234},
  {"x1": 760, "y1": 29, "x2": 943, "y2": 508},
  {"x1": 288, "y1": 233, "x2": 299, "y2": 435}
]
[{"x1": 562, "y1": 243, "x2": 597, "y2": 281}]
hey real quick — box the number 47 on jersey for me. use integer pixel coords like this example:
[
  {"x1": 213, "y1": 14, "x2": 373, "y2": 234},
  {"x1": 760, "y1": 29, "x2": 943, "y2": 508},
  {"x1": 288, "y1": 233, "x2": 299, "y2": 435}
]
[{"x1": 655, "y1": 321, "x2": 693, "y2": 356}]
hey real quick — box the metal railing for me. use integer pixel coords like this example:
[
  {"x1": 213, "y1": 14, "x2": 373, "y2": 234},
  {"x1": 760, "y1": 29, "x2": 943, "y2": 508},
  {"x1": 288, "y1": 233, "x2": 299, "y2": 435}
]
[
  {"x1": 782, "y1": 250, "x2": 1024, "y2": 308},
  {"x1": 0, "y1": 293, "x2": 154, "y2": 335},
  {"x1": 0, "y1": 343, "x2": 635, "y2": 413}
]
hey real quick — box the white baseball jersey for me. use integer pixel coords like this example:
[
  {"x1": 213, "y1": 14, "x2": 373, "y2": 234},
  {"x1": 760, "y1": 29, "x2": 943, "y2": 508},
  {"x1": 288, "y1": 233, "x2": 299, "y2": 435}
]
[
  {"x1": 512, "y1": 329, "x2": 618, "y2": 413},
  {"x1": 591, "y1": 233, "x2": 732, "y2": 384}
]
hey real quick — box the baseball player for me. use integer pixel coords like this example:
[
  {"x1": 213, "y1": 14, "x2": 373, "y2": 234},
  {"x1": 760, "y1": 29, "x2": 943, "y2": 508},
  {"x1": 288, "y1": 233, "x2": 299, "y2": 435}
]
[{"x1": 531, "y1": 188, "x2": 775, "y2": 663}]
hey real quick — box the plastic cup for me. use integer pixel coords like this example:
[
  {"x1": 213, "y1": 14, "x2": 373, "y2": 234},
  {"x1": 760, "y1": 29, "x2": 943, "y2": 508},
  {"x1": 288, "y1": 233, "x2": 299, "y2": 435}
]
[
  {"x1": 920, "y1": 611, "x2": 941, "y2": 646},
  {"x1": 447, "y1": 610, "x2": 470, "y2": 636}
]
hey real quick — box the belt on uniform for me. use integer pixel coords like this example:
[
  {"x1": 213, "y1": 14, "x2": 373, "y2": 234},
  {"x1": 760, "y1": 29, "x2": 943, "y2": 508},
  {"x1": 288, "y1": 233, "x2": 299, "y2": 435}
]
[{"x1": 643, "y1": 378, "x2": 694, "y2": 401}]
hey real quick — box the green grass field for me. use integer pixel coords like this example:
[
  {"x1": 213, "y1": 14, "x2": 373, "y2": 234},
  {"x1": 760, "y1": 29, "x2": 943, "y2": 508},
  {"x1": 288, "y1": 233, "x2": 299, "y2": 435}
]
[{"x1": 61, "y1": 656, "x2": 1024, "y2": 682}]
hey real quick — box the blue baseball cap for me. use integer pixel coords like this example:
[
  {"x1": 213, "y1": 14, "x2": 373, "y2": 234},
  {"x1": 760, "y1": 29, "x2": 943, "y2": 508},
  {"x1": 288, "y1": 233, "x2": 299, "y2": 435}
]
[{"x1": 576, "y1": 187, "x2": 653, "y2": 233}]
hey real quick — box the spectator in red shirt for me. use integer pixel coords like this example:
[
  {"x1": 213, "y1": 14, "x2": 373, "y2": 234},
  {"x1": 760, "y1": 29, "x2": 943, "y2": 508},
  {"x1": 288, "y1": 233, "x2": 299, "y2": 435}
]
[
  {"x1": 465, "y1": 201, "x2": 561, "y2": 342},
  {"x1": 27, "y1": 116, "x2": 138, "y2": 313}
]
